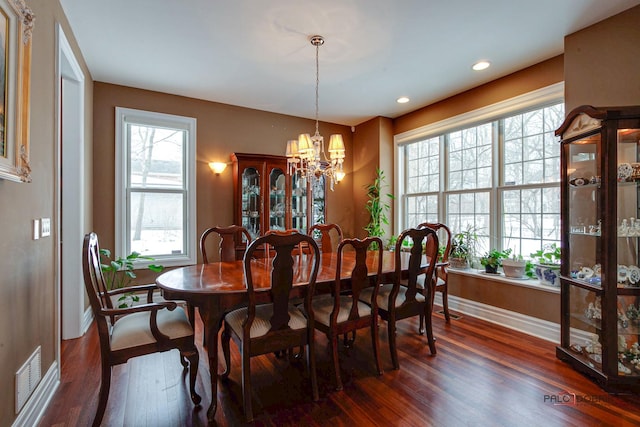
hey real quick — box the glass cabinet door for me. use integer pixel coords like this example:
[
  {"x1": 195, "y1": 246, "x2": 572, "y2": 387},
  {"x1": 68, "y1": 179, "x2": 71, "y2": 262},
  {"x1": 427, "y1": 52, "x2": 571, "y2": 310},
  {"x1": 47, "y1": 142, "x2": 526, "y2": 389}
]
[
  {"x1": 241, "y1": 167, "x2": 261, "y2": 239},
  {"x1": 269, "y1": 168, "x2": 286, "y2": 232},
  {"x1": 291, "y1": 174, "x2": 307, "y2": 232},
  {"x1": 565, "y1": 133, "x2": 603, "y2": 370},
  {"x1": 312, "y1": 174, "x2": 326, "y2": 225},
  {"x1": 616, "y1": 126, "x2": 640, "y2": 378}
]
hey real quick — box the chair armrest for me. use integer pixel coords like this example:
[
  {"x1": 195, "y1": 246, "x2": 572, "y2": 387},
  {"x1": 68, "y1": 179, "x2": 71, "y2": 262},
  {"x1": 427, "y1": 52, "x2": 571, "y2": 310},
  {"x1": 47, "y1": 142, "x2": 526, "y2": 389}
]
[
  {"x1": 99, "y1": 300, "x2": 178, "y2": 317},
  {"x1": 106, "y1": 283, "x2": 157, "y2": 297},
  {"x1": 100, "y1": 300, "x2": 180, "y2": 345}
]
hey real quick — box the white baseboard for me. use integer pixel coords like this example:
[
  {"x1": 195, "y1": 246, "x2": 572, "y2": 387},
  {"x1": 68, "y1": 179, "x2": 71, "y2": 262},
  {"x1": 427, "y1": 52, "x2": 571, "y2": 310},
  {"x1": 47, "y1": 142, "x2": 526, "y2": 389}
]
[
  {"x1": 434, "y1": 293, "x2": 561, "y2": 344},
  {"x1": 82, "y1": 306, "x2": 94, "y2": 335},
  {"x1": 12, "y1": 362, "x2": 59, "y2": 427}
]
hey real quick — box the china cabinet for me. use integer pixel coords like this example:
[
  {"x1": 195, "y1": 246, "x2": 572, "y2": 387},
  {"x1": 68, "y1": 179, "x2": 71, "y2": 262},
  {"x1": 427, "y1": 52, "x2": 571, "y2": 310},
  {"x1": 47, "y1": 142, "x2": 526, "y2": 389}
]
[
  {"x1": 232, "y1": 153, "x2": 326, "y2": 242},
  {"x1": 556, "y1": 105, "x2": 640, "y2": 392}
]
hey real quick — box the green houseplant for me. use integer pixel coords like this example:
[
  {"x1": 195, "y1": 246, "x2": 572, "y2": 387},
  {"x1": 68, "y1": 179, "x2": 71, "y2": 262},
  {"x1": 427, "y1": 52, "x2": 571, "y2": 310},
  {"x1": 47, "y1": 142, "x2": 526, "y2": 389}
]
[
  {"x1": 364, "y1": 168, "x2": 394, "y2": 249},
  {"x1": 99, "y1": 249, "x2": 163, "y2": 307},
  {"x1": 480, "y1": 248, "x2": 512, "y2": 274},
  {"x1": 530, "y1": 243, "x2": 561, "y2": 286},
  {"x1": 449, "y1": 225, "x2": 478, "y2": 269}
]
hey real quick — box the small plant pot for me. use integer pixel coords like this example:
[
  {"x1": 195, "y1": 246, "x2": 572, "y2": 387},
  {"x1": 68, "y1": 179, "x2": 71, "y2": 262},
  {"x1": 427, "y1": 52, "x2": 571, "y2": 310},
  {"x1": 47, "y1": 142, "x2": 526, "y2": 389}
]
[
  {"x1": 449, "y1": 257, "x2": 469, "y2": 269},
  {"x1": 535, "y1": 264, "x2": 561, "y2": 286},
  {"x1": 484, "y1": 264, "x2": 499, "y2": 274},
  {"x1": 502, "y1": 259, "x2": 527, "y2": 278}
]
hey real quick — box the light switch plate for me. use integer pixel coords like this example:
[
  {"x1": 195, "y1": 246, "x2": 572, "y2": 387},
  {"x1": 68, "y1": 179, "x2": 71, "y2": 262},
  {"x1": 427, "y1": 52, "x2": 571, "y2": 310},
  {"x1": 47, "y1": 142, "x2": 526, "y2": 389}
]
[
  {"x1": 41, "y1": 218, "x2": 51, "y2": 237},
  {"x1": 33, "y1": 219, "x2": 40, "y2": 240}
]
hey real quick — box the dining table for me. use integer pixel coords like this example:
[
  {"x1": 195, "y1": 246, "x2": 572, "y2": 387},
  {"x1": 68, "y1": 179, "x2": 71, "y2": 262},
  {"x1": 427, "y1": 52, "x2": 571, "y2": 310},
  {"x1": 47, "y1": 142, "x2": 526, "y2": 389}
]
[{"x1": 156, "y1": 249, "x2": 434, "y2": 421}]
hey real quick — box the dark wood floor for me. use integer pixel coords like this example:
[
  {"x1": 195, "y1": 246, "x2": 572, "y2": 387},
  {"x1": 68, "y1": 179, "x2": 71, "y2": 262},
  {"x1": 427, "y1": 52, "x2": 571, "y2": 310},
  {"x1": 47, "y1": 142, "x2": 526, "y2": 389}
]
[{"x1": 39, "y1": 308, "x2": 640, "y2": 426}]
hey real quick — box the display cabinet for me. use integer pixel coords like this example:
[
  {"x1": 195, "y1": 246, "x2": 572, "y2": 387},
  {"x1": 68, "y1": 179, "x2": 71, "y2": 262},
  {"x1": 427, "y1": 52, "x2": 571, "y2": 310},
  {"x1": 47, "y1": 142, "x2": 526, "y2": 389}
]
[
  {"x1": 232, "y1": 153, "x2": 326, "y2": 241},
  {"x1": 556, "y1": 105, "x2": 640, "y2": 392}
]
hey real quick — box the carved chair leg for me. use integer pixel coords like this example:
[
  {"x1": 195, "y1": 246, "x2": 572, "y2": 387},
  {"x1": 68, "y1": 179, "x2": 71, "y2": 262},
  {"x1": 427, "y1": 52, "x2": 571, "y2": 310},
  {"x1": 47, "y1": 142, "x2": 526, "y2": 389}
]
[
  {"x1": 371, "y1": 319, "x2": 383, "y2": 376},
  {"x1": 179, "y1": 353, "x2": 189, "y2": 368},
  {"x1": 330, "y1": 334, "x2": 343, "y2": 391},
  {"x1": 220, "y1": 324, "x2": 232, "y2": 379},
  {"x1": 184, "y1": 348, "x2": 202, "y2": 405},
  {"x1": 424, "y1": 306, "x2": 437, "y2": 355},
  {"x1": 307, "y1": 335, "x2": 319, "y2": 401},
  {"x1": 93, "y1": 361, "x2": 111, "y2": 427},
  {"x1": 388, "y1": 317, "x2": 399, "y2": 370},
  {"x1": 441, "y1": 288, "x2": 451, "y2": 322},
  {"x1": 241, "y1": 351, "x2": 253, "y2": 422},
  {"x1": 418, "y1": 313, "x2": 425, "y2": 335}
]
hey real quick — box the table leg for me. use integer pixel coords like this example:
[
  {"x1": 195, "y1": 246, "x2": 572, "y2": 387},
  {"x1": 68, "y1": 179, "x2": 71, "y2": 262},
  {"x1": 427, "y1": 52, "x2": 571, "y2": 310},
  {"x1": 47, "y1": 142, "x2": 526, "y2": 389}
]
[{"x1": 200, "y1": 307, "x2": 224, "y2": 422}]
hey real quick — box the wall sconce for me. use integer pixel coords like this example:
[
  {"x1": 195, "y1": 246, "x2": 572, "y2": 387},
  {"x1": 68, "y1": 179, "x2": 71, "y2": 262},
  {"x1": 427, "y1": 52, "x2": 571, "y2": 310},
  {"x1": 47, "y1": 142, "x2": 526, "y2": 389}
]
[
  {"x1": 335, "y1": 171, "x2": 346, "y2": 183},
  {"x1": 208, "y1": 162, "x2": 227, "y2": 175}
]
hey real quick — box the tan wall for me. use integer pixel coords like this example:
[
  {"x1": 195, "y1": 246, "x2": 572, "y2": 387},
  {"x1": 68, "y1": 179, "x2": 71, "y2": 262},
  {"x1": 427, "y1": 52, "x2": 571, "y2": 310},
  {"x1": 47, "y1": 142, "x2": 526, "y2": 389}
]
[
  {"x1": 352, "y1": 116, "x2": 394, "y2": 242},
  {"x1": 92, "y1": 83, "x2": 354, "y2": 269},
  {"x1": 394, "y1": 55, "x2": 564, "y2": 135},
  {"x1": 564, "y1": 5, "x2": 640, "y2": 112},
  {"x1": 0, "y1": 1, "x2": 94, "y2": 425}
]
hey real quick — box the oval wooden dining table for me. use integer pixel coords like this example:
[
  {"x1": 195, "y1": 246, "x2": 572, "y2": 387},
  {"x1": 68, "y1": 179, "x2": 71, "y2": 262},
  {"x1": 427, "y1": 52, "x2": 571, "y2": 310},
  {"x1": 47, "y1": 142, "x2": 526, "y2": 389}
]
[{"x1": 156, "y1": 250, "x2": 433, "y2": 421}]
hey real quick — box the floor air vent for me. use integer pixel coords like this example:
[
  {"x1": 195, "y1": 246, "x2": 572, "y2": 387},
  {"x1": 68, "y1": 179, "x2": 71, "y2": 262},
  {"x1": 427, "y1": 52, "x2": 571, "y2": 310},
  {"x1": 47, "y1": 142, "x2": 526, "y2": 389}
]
[{"x1": 15, "y1": 346, "x2": 41, "y2": 414}]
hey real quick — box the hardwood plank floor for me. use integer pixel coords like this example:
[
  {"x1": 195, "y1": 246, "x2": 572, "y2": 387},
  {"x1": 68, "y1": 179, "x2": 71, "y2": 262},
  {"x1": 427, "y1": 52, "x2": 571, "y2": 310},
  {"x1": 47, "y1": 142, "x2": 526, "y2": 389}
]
[{"x1": 39, "y1": 309, "x2": 640, "y2": 426}]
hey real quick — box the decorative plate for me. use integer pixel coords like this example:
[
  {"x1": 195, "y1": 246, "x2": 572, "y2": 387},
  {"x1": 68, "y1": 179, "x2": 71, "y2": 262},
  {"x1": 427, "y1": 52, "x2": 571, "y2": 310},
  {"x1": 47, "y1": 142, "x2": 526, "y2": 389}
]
[
  {"x1": 618, "y1": 163, "x2": 633, "y2": 181},
  {"x1": 627, "y1": 265, "x2": 640, "y2": 285},
  {"x1": 618, "y1": 264, "x2": 628, "y2": 283}
]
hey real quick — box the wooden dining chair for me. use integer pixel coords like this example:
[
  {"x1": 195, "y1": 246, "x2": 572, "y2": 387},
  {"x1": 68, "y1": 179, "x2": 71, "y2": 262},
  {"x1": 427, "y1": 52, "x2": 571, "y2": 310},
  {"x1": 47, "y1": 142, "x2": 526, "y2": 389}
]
[
  {"x1": 200, "y1": 225, "x2": 251, "y2": 263},
  {"x1": 265, "y1": 228, "x2": 306, "y2": 257},
  {"x1": 360, "y1": 226, "x2": 439, "y2": 369},
  {"x1": 82, "y1": 233, "x2": 200, "y2": 427},
  {"x1": 220, "y1": 232, "x2": 320, "y2": 422},
  {"x1": 309, "y1": 237, "x2": 384, "y2": 390},
  {"x1": 308, "y1": 223, "x2": 343, "y2": 253},
  {"x1": 417, "y1": 222, "x2": 453, "y2": 323}
]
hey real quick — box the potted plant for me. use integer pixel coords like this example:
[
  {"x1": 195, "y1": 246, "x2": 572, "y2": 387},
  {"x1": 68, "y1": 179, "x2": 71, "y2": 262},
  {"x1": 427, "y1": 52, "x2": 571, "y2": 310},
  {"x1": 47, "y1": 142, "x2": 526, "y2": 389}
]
[
  {"x1": 530, "y1": 243, "x2": 562, "y2": 286},
  {"x1": 449, "y1": 225, "x2": 478, "y2": 269},
  {"x1": 480, "y1": 248, "x2": 512, "y2": 274},
  {"x1": 364, "y1": 168, "x2": 394, "y2": 249},
  {"x1": 100, "y1": 249, "x2": 163, "y2": 307},
  {"x1": 501, "y1": 252, "x2": 529, "y2": 278}
]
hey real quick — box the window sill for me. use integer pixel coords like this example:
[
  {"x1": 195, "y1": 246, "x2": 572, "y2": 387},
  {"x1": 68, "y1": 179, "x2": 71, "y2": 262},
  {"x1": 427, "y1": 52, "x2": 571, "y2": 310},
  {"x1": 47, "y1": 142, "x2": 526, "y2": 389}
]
[{"x1": 448, "y1": 268, "x2": 560, "y2": 294}]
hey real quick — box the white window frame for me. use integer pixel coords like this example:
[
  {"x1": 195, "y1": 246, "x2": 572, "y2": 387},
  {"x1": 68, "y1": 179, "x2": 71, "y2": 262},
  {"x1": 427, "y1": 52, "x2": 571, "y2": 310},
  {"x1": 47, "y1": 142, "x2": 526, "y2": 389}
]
[
  {"x1": 394, "y1": 82, "x2": 564, "y2": 252},
  {"x1": 115, "y1": 107, "x2": 197, "y2": 267}
]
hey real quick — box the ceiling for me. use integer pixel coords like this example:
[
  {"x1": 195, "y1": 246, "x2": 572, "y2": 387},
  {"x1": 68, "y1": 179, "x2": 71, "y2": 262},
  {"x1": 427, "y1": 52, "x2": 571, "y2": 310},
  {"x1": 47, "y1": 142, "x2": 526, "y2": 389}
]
[{"x1": 59, "y1": 0, "x2": 640, "y2": 127}]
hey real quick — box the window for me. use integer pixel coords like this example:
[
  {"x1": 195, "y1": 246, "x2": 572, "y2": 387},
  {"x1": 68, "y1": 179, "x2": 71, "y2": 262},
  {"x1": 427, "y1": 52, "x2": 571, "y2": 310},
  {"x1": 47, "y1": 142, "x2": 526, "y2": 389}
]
[
  {"x1": 395, "y1": 83, "x2": 564, "y2": 259},
  {"x1": 115, "y1": 108, "x2": 197, "y2": 267}
]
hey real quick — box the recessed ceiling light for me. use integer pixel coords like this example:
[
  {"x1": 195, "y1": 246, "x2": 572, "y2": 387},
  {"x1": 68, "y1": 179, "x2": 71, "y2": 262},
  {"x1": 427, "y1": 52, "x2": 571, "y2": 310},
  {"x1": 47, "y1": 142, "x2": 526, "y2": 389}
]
[
  {"x1": 396, "y1": 96, "x2": 410, "y2": 104},
  {"x1": 472, "y1": 61, "x2": 491, "y2": 71}
]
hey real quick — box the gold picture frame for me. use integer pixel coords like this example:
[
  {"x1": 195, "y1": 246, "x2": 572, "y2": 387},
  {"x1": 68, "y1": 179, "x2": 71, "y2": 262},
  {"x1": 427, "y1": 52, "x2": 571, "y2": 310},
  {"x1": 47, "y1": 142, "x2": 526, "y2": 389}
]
[{"x1": 0, "y1": 0, "x2": 33, "y2": 183}]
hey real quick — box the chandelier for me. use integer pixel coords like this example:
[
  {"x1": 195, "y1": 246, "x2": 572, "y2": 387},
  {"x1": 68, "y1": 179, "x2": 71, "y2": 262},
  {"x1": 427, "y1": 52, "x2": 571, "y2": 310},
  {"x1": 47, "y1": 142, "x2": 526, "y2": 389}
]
[{"x1": 286, "y1": 35, "x2": 345, "y2": 191}]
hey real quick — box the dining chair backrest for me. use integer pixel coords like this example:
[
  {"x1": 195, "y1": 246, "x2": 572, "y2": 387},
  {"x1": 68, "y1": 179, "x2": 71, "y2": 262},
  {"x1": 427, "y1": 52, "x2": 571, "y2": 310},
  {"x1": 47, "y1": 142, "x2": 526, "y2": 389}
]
[
  {"x1": 243, "y1": 231, "x2": 320, "y2": 335},
  {"x1": 392, "y1": 226, "x2": 439, "y2": 310},
  {"x1": 308, "y1": 223, "x2": 343, "y2": 253},
  {"x1": 334, "y1": 236, "x2": 383, "y2": 318},
  {"x1": 417, "y1": 222, "x2": 452, "y2": 264},
  {"x1": 264, "y1": 228, "x2": 306, "y2": 257},
  {"x1": 200, "y1": 225, "x2": 251, "y2": 263},
  {"x1": 416, "y1": 222, "x2": 452, "y2": 322}
]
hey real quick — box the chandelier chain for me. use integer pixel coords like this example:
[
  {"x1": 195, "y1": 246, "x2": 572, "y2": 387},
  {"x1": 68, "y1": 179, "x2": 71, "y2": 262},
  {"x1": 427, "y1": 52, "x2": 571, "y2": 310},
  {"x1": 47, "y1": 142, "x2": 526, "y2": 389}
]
[{"x1": 315, "y1": 39, "x2": 320, "y2": 136}]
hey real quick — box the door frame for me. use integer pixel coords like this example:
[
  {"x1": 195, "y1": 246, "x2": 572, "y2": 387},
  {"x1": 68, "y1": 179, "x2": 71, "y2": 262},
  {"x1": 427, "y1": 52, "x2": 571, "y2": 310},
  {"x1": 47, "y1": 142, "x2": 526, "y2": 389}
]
[{"x1": 55, "y1": 22, "x2": 87, "y2": 349}]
